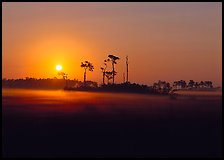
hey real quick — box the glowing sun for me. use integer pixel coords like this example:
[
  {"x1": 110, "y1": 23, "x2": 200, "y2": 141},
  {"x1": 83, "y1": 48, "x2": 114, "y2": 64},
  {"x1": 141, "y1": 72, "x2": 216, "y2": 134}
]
[{"x1": 56, "y1": 65, "x2": 62, "y2": 71}]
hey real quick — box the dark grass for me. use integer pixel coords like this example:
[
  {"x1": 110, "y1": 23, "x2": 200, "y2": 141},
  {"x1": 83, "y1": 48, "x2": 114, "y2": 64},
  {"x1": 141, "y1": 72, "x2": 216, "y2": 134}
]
[{"x1": 2, "y1": 90, "x2": 222, "y2": 158}]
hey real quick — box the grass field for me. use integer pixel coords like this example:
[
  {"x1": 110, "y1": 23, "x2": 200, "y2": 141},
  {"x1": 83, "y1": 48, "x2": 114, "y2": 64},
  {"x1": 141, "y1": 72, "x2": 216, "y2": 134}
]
[{"x1": 2, "y1": 89, "x2": 222, "y2": 157}]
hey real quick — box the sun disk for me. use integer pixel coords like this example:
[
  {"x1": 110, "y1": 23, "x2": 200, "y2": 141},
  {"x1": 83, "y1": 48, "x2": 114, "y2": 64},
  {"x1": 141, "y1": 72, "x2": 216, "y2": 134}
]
[{"x1": 56, "y1": 65, "x2": 62, "y2": 71}]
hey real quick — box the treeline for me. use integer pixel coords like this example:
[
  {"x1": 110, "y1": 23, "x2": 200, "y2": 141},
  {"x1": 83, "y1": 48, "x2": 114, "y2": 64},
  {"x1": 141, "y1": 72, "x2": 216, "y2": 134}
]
[
  {"x1": 2, "y1": 78, "x2": 217, "y2": 95},
  {"x1": 2, "y1": 54, "x2": 218, "y2": 94},
  {"x1": 65, "y1": 82, "x2": 155, "y2": 94},
  {"x1": 152, "y1": 80, "x2": 215, "y2": 94},
  {"x1": 2, "y1": 78, "x2": 154, "y2": 94},
  {"x1": 2, "y1": 78, "x2": 97, "y2": 90}
]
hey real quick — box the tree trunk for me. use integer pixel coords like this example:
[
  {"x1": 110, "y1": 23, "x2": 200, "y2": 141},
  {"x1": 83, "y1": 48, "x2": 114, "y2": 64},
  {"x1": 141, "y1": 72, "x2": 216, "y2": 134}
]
[
  {"x1": 112, "y1": 63, "x2": 114, "y2": 84},
  {"x1": 84, "y1": 69, "x2": 87, "y2": 83},
  {"x1": 103, "y1": 72, "x2": 105, "y2": 85},
  {"x1": 126, "y1": 56, "x2": 128, "y2": 83}
]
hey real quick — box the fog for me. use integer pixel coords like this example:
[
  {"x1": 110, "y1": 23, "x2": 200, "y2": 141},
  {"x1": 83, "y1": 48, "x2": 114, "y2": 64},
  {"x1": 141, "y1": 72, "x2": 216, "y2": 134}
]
[{"x1": 2, "y1": 89, "x2": 222, "y2": 157}]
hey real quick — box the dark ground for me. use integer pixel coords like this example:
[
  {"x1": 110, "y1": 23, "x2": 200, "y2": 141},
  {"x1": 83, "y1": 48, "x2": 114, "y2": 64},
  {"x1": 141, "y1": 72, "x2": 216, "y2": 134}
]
[{"x1": 2, "y1": 89, "x2": 222, "y2": 158}]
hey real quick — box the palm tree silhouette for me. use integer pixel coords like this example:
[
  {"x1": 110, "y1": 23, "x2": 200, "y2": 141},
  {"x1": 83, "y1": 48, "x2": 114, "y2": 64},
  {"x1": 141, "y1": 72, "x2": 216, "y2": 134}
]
[
  {"x1": 81, "y1": 61, "x2": 94, "y2": 84},
  {"x1": 108, "y1": 54, "x2": 120, "y2": 84}
]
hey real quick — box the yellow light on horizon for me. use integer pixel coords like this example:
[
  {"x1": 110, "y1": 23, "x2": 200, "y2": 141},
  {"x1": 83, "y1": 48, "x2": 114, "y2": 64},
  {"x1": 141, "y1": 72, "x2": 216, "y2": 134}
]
[{"x1": 56, "y1": 65, "x2": 62, "y2": 71}]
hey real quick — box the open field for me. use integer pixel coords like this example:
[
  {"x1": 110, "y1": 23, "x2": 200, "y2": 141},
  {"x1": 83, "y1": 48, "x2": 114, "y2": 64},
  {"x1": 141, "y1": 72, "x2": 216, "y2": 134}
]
[{"x1": 2, "y1": 89, "x2": 222, "y2": 157}]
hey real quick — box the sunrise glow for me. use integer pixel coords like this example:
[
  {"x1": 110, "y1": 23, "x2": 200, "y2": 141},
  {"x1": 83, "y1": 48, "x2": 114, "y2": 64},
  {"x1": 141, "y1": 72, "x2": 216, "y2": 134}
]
[
  {"x1": 56, "y1": 65, "x2": 62, "y2": 71},
  {"x1": 2, "y1": 2, "x2": 222, "y2": 86},
  {"x1": 2, "y1": 3, "x2": 222, "y2": 158}
]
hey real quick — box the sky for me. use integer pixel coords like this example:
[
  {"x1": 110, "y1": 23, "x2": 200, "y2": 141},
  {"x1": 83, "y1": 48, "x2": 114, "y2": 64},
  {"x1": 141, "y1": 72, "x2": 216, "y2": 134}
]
[{"x1": 2, "y1": 2, "x2": 222, "y2": 86}]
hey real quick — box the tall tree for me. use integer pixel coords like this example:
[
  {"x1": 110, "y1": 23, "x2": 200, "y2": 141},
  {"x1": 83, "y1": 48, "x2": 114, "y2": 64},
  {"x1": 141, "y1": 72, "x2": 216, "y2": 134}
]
[
  {"x1": 100, "y1": 59, "x2": 109, "y2": 85},
  {"x1": 108, "y1": 54, "x2": 120, "y2": 84},
  {"x1": 81, "y1": 61, "x2": 94, "y2": 83},
  {"x1": 126, "y1": 56, "x2": 129, "y2": 83},
  {"x1": 105, "y1": 71, "x2": 113, "y2": 84}
]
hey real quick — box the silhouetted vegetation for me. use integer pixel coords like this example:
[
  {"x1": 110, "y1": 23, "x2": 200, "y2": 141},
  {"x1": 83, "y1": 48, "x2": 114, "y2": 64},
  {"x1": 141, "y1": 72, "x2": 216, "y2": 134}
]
[
  {"x1": 2, "y1": 77, "x2": 218, "y2": 95},
  {"x1": 100, "y1": 82, "x2": 155, "y2": 94},
  {"x1": 100, "y1": 56, "x2": 119, "y2": 85},
  {"x1": 105, "y1": 71, "x2": 116, "y2": 85},
  {"x1": 100, "y1": 61, "x2": 107, "y2": 85},
  {"x1": 58, "y1": 72, "x2": 68, "y2": 80},
  {"x1": 58, "y1": 72, "x2": 68, "y2": 87},
  {"x1": 172, "y1": 80, "x2": 214, "y2": 90},
  {"x1": 2, "y1": 53, "x2": 217, "y2": 95},
  {"x1": 81, "y1": 61, "x2": 94, "y2": 84},
  {"x1": 153, "y1": 80, "x2": 171, "y2": 94},
  {"x1": 2, "y1": 78, "x2": 84, "y2": 90},
  {"x1": 107, "y1": 54, "x2": 120, "y2": 84},
  {"x1": 64, "y1": 82, "x2": 155, "y2": 94}
]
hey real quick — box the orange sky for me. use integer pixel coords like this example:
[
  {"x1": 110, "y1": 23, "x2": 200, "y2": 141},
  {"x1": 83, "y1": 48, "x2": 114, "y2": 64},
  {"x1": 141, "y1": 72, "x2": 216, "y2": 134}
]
[{"x1": 2, "y1": 2, "x2": 222, "y2": 86}]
